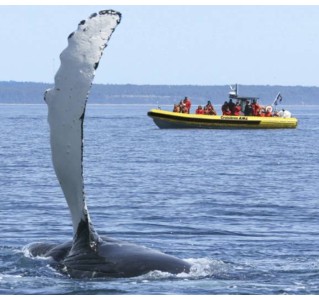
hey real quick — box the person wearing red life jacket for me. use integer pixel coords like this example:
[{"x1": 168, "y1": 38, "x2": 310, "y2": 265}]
[
  {"x1": 204, "y1": 100, "x2": 217, "y2": 115},
  {"x1": 195, "y1": 105, "x2": 204, "y2": 114},
  {"x1": 264, "y1": 106, "x2": 273, "y2": 117},
  {"x1": 252, "y1": 99, "x2": 261, "y2": 116},
  {"x1": 223, "y1": 107, "x2": 232, "y2": 115},
  {"x1": 183, "y1": 97, "x2": 192, "y2": 113},
  {"x1": 233, "y1": 101, "x2": 242, "y2": 116},
  {"x1": 264, "y1": 110, "x2": 272, "y2": 117}
]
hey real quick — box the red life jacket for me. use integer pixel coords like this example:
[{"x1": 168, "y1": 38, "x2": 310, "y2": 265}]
[
  {"x1": 234, "y1": 105, "x2": 241, "y2": 116},
  {"x1": 223, "y1": 110, "x2": 232, "y2": 115},
  {"x1": 196, "y1": 108, "x2": 204, "y2": 114}
]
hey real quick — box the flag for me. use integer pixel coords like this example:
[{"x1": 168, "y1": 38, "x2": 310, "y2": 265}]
[{"x1": 273, "y1": 93, "x2": 283, "y2": 106}]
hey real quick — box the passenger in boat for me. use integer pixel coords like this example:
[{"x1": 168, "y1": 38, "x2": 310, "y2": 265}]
[
  {"x1": 223, "y1": 107, "x2": 232, "y2": 115},
  {"x1": 228, "y1": 99, "x2": 236, "y2": 115},
  {"x1": 205, "y1": 100, "x2": 213, "y2": 109},
  {"x1": 273, "y1": 110, "x2": 280, "y2": 117},
  {"x1": 221, "y1": 101, "x2": 229, "y2": 115},
  {"x1": 244, "y1": 101, "x2": 253, "y2": 116},
  {"x1": 183, "y1": 97, "x2": 192, "y2": 113},
  {"x1": 178, "y1": 100, "x2": 185, "y2": 112},
  {"x1": 181, "y1": 105, "x2": 189, "y2": 114},
  {"x1": 195, "y1": 105, "x2": 204, "y2": 114},
  {"x1": 173, "y1": 104, "x2": 180, "y2": 113},
  {"x1": 252, "y1": 99, "x2": 261, "y2": 116},
  {"x1": 264, "y1": 106, "x2": 273, "y2": 117},
  {"x1": 204, "y1": 101, "x2": 217, "y2": 115},
  {"x1": 233, "y1": 101, "x2": 242, "y2": 116},
  {"x1": 259, "y1": 108, "x2": 266, "y2": 117}
]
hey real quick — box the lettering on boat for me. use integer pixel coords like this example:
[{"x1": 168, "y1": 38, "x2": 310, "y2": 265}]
[{"x1": 220, "y1": 116, "x2": 248, "y2": 120}]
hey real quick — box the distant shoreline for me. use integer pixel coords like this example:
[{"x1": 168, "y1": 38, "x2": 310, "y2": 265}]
[
  {"x1": 1, "y1": 103, "x2": 318, "y2": 109},
  {"x1": 0, "y1": 81, "x2": 318, "y2": 105}
]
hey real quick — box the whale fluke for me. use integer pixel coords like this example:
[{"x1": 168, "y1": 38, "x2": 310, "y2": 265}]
[{"x1": 28, "y1": 9, "x2": 191, "y2": 278}]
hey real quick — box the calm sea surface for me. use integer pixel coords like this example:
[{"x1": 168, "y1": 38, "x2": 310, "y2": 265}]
[{"x1": 0, "y1": 103, "x2": 319, "y2": 295}]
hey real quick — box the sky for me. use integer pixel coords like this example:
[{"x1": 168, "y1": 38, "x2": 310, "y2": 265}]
[{"x1": 1, "y1": 4, "x2": 319, "y2": 86}]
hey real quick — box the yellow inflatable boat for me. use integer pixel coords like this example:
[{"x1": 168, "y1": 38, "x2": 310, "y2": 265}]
[
  {"x1": 148, "y1": 86, "x2": 298, "y2": 129},
  {"x1": 147, "y1": 109, "x2": 298, "y2": 129}
]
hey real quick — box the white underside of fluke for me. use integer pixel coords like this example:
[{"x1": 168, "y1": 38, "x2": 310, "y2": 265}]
[{"x1": 44, "y1": 10, "x2": 121, "y2": 234}]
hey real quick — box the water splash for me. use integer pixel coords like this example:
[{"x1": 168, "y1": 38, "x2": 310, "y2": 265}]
[{"x1": 138, "y1": 257, "x2": 230, "y2": 281}]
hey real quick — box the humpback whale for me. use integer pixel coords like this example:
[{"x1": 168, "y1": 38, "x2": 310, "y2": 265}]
[{"x1": 28, "y1": 10, "x2": 191, "y2": 278}]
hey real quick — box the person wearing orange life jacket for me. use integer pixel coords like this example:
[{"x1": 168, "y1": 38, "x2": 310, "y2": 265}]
[
  {"x1": 259, "y1": 108, "x2": 266, "y2": 117},
  {"x1": 223, "y1": 107, "x2": 232, "y2": 115},
  {"x1": 252, "y1": 99, "x2": 261, "y2": 116},
  {"x1": 264, "y1": 106, "x2": 273, "y2": 117},
  {"x1": 183, "y1": 97, "x2": 192, "y2": 113},
  {"x1": 204, "y1": 100, "x2": 217, "y2": 115},
  {"x1": 264, "y1": 110, "x2": 272, "y2": 117},
  {"x1": 195, "y1": 105, "x2": 204, "y2": 114},
  {"x1": 233, "y1": 101, "x2": 242, "y2": 116}
]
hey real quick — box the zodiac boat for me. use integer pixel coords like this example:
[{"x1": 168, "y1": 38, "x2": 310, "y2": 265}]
[
  {"x1": 147, "y1": 109, "x2": 298, "y2": 129},
  {"x1": 147, "y1": 87, "x2": 298, "y2": 129}
]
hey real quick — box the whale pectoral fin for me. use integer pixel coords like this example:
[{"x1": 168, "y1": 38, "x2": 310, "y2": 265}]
[
  {"x1": 45, "y1": 10, "x2": 121, "y2": 234},
  {"x1": 33, "y1": 9, "x2": 191, "y2": 279}
]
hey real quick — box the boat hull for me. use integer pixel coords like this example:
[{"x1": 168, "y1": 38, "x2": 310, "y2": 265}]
[{"x1": 147, "y1": 109, "x2": 298, "y2": 129}]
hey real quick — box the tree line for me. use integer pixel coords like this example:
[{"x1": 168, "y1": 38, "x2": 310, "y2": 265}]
[{"x1": 0, "y1": 81, "x2": 318, "y2": 105}]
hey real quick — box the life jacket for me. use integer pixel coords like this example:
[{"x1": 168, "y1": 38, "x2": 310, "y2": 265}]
[
  {"x1": 265, "y1": 111, "x2": 272, "y2": 117},
  {"x1": 253, "y1": 103, "x2": 262, "y2": 116},
  {"x1": 223, "y1": 109, "x2": 232, "y2": 115},
  {"x1": 234, "y1": 105, "x2": 241, "y2": 116},
  {"x1": 196, "y1": 108, "x2": 204, "y2": 114},
  {"x1": 184, "y1": 99, "x2": 191, "y2": 113}
]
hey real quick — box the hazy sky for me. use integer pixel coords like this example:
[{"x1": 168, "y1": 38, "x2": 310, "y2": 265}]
[{"x1": 1, "y1": 5, "x2": 319, "y2": 86}]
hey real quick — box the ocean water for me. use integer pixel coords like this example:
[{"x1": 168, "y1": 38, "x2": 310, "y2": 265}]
[{"x1": 0, "y1": 103, "x2": 319, "y2": 295}]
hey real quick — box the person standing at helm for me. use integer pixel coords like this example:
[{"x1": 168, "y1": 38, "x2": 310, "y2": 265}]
[
  {"x1": 244, "y1": 101, "x2": 253, "y2": 116},
  {"x1": 228, "y1": 99, "x2": 236, "y2": 115}
]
